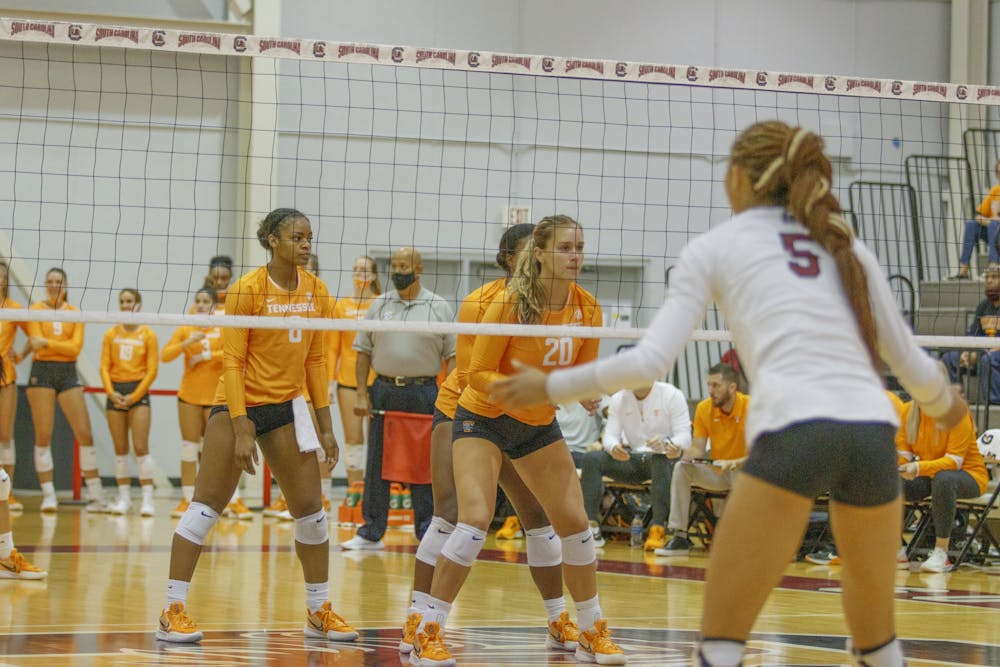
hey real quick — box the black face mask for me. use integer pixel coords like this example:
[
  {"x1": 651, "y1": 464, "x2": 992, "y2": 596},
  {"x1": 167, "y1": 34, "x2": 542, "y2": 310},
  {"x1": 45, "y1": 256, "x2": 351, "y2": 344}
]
[{"x1": 390, "y1": 271, "x2": 417, "y2": 291}]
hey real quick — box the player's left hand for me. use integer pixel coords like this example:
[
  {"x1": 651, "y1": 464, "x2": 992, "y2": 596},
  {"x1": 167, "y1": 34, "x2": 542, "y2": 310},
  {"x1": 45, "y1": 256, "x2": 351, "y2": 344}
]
[
  {"x1": 489, "y1": 360, "x2": 551, "y2": 410},
  {"x1": 319, "y1": 431, "x2": 339, "y2": 468}
]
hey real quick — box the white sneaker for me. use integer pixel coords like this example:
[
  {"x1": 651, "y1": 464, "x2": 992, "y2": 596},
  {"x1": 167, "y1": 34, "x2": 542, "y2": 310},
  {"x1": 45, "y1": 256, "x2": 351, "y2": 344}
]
[
  {"x1": 339, "y1": 534, "x2": 384, "y2": 551},
  {"x1": 40, "y1": 494, "x2": 58, "y2": 513},
  {"x1": 140, "y1": 498, "x2": 155, "y2": 517},
  {"x1": 108, "y1": 497, "x2": 132, "y2": 515},
  {"x1": 85, "y1": 497, "x2": 110, "y2": 513},
  {"x1": 896, "y1": 545, "x2": 911, "y2": 570},
  {"x1": 920, "y1": 547, "x2": 952, "y2": 573},
  {"x1": 588, "y1": 524, "x2": 605, "y2": 548}
]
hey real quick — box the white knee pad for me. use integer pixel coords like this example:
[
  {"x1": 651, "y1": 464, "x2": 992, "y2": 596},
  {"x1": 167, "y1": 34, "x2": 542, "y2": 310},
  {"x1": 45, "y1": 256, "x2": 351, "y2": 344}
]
[
  {"x1": 137, "y1": 455, "x2": 155, "y2": 480},
  {"x1": 0, "y1": 441, "x2": 13, "y2": 466},
  {"x1": 526, "y1": 525, "x2": 562, "y2": 567},
  {"x1": 0, "y1": 468, "x2": 10, "y2": 498},
  {"x1": 114, "y1": 455, "x2": 130, "y2": 480},
  {"x1": 78, "y1": 445, "x2": 98, "y2": 472},
  {"x1": 180, "y1": 440, "x2": 200, "y2": 463},
  {"x1": 561, "y1": 528, "x2": 597, "y2": 566},
  {"x1": 415, "y1": 515, "x2": 456, "y2": 566},
  {"x1": 294, "y1": 509, "x2": 329, "y2": 545},
  {"x1": 175, "y1": 501, "x2": 219, "y2": 546},
  {"x1": 343, "y1": 443, "x2": 365, "y2": 472},
  {"x1": 34, "y1": 446, "x2": 53, "y2": 474},
  {"x1": 439, "y1": 522, "x2": 487, "y2": 568}
]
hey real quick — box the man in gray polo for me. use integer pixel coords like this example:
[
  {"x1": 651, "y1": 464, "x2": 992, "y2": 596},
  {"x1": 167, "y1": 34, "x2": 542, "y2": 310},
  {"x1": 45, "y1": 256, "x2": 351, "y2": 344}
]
[{"x1": 340, "y1": 247, "x2": 456, "y2": 550}]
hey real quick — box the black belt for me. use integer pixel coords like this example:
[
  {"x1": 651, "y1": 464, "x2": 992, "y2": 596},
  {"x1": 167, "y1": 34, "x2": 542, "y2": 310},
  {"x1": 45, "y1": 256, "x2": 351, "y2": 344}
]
[{"x1": 377, "y1": 374, "x2": 436, "y2": 387}]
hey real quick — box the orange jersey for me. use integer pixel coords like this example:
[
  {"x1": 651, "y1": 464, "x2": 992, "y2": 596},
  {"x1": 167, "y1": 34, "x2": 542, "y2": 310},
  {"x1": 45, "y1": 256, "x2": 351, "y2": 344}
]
[
  {"x1": 162, "y1": 325, "x2": 224, "y2": 405},
  {"x1": 27, "y1": 302, "x2": 83, "y2": 361},
  {"x1": 461, "y1": 283, "x2": 602, "y2": 426},
  {"x1": 692, "y1": 392, "x2": 750, "y2": 461},
  {"x1": 0, "y1": 298, "x2": 27, "y2": 385},
  {"x1": 896, "y1": 402, "x2": 989, "y2": 493},
  {"x1": 328, "y1": 296, "x2": 375, "y2": 387},
  {"x1": 978, "y1": 184, "x2": 1000, "y2": 217},
  {"x1": 100, "y1": 325, "x2": 158, "y2": 397},
  {"x1": 435, "y1": 278, "x2": 508, "y2": 419},
  {"x1": 213, "y1": 266, "x2": 334, "y2": 416}
]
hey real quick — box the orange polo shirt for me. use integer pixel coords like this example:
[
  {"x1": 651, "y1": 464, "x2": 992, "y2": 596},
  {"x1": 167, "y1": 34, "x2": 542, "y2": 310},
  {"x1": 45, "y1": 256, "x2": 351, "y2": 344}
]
[{"x1": 692, "y1": 392, "x2": 750, "y2": 461}]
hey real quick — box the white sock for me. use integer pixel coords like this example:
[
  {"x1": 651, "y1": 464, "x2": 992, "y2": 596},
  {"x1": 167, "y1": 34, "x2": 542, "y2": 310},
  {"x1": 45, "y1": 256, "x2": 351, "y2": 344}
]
[
  {"x1": 182, "y1": 485, "x2": 194, "y2": 502},
  {"x1": 419, "y1": 596, "x2": 452, "y2": 631},
  {"x1": 851, "y1": 637, "x2": 904, "y2": 667},
  {"x1": 543, "y1": 596, "x2": 567, "y2": 623},
  {"x1": 0, "y1": 531, "x2": 12, "y2": 559},
  {"x1": 40, "y1": 481, "x2": 55, "y2": 498},
  {"x1": 85, "y1": 476, "x2": 103, "y2": 499},
  {"x1": 166, "y1": 579, "x2": 190, "y2": 607},
  {"x1": 142, "y1": 484, "x2": 153, "y2": 503},
  {"x1": 118, "y1": 484, "x2": 131, "y2": 501},
  {"x1": 698, "y1": 639, "x2": 745, "y2": 667},
  {"x1": 305, "y1": 581, "x2": 329, "y2": 614},
  {"x1": 409, "y1": 590, "x2": 430, "y2": 616},
  {"x1": 575, "y1": 595, "x2": 603, "y2": 633}
]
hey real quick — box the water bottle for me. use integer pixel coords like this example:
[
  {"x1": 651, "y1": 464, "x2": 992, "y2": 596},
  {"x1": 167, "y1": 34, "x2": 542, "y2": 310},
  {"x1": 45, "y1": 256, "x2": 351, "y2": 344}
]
[{"x1": 630, "y1": 516, "x2": 643, "y2": 548}]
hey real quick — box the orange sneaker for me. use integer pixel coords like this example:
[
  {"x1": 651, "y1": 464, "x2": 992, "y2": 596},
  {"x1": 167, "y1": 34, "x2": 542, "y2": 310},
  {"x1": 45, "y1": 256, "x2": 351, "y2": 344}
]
[
  {"x1": 495, "y1": 515, "x2": 523, "y2": 540},
  {"x1": 8, "y1": 493, "x2": 23, "y2": 512},
  {"x1": 170, "y1": 498, "x2": 190, "y2": 519},
  {"x1": 322, "y1": 495, "x2": 332, "y2": 513},
  {"x1": 411, "y1": 621, "x2": 455, "y2": 667},
  {"x1": 0, "y1": 549, "x2": 47, "y2": 580},
  {"x1": 304, "y1": 602, "x2": 359, "y2": 642},
  {"x1": 576, "y1": 619, "x2": 626, "y2": 665},
  {"x1": 546, "y1": 611, "x2": 579, "y2": 651},
  {"x1": 263, "y1": 495, "x2": 288, "y2": 518},
  {"x1": 643, "y1": 524, "x2": 666, "y2": 551},
  {"x1": 156, "y1": 602, "x2": 203, "y2": 643},
  {"x1": 398, "y1": 611, "x2": 421, "y2": 653},
  {"x1": 224, "y1": 498, "x2": 253, "y2": 520}
]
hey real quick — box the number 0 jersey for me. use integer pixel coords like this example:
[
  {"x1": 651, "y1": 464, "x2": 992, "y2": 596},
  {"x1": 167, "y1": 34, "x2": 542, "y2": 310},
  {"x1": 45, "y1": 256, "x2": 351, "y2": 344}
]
[
  {"x1": 548, "y1": 205, "x2": 952, "y2": 446},
  {"x1": 460, "y1": 282, "x2": 602, "y2": 426},
  {"x1": 213, "y1": 266, "x2": 334, "y2": 416}
]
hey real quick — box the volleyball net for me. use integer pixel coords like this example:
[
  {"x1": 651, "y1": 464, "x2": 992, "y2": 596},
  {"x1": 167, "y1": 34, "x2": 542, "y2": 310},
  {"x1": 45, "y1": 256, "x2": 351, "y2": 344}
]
[{"x1": 1, "y1": 17, "x2": 1000, "y2": 404}]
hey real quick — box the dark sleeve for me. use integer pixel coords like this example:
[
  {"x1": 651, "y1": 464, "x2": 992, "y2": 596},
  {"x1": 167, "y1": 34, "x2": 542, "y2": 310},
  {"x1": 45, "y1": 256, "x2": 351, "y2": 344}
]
[{"x1": 968, "y1": 300, "x2": 989, "y2": 336}]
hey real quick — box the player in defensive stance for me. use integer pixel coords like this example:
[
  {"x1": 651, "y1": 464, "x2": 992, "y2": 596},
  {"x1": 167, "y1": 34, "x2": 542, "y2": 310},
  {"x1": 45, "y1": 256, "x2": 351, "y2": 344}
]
[
  {"x1": 156, "y1": 208, "x2": 357, "y2": 644},
  {"x1": 399, "y1": 223, "x2": 581, "y2": 657},
  {"x1": 409, "y1": 216, "x2": 626, "y2": 666},
  {"x1": 492, "y1": 122, "x2": 968, "y2": 667}
]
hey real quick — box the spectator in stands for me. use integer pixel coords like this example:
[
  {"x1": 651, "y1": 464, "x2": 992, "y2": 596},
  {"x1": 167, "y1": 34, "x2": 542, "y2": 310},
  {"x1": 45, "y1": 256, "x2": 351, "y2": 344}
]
[
  {"x1": 656, "y1": 364, "x2": 748, "y2": 556},
  {"x1": 950, "y1": 159, "x2": 1000, "y2": 280},
  {"x1": 556, "y1": 399, "x2": 606, "y2": 468},
  {"x1": 897, "y1": 394, "x2": 988, "y2": 573},
  {"x1": 341, "y1": 247, "x2": 456, "y2": 550},
  {"x1": 581, "y1": 380, "x2": 690, "y2": 550},
  {"x1": 942, "y1": 267, "x2": 1000, "y2": 403}
]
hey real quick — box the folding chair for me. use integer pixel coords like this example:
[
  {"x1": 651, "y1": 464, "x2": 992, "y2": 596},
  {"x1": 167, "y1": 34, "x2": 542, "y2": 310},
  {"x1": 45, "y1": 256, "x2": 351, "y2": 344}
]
[
  {"x1": 952, "y1": 456, "x2": 1000, "y2": 567},
  {"x1": 688, "y1": 487, "x2": 728, "y2": 548},
  {"x1": 598, "y1": 479, "x2": 651, "y2": 536}
]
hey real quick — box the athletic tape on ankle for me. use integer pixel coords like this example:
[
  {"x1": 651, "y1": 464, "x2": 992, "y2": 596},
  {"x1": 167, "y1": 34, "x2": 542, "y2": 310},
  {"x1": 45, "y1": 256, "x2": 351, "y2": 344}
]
[
  {"x1": 526, "y1": 525, "x2": 562, "y2": 567},
  {"x1": 561, "y1": 528, "x2": 597, "y2": 566},
  {"x1": 33, "y1": 446, "x2": 53, "y2": 474},
  {"x1": 294, "y1": 508, "x2": 329, "y2": 545},
  {"x1": 78, "y1": 445, "x2": 98, "y2": 472},
  {"x1": 114, "y1": 455, "x2": 129, "y2": 480},
  {"x1": 0, "y1": 441, "x2": 13, "y2": 466},
  {"x1": 439, "y1": 522, "x2": 487, "y2": 567},
  {"x1": 176, "y1": 501, "x2": 219, "y2": 546},
  {"x1": 137, "y1": 455, "x2": 155, "y2": 480},
  {"x1": 342, "y1": 442, "x2": 365, "y2": 471},
  {"x1": 415, "y1": 515, "x2": 456, "y2": 565},
  {"x1": 180, "y1": 440, "x2": 200, "y2": 463}
]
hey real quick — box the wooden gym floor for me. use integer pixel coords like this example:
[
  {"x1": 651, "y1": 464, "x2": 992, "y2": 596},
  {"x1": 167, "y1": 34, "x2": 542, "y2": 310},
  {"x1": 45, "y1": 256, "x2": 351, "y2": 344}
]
[{"x1": 0, "y1": 495, "x2": 998, "y2": 666}]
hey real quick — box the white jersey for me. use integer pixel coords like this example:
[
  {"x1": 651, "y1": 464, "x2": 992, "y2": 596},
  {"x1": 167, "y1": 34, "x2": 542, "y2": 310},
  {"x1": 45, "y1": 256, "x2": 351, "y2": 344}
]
[{"x1": 549, "y1": 206, "x2": 950, "y2": 446}]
